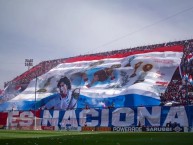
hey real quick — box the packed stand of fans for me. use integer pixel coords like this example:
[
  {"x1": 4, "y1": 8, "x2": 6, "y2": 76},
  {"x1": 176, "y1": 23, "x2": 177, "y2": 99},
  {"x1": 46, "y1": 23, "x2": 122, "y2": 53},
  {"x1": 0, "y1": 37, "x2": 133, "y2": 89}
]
[
  {"x1": 160, "y1": 39, "x2": 193, "y2": 106},
  {"x1": 2, "y1": 39, "x2": 193, "y2": 106}
]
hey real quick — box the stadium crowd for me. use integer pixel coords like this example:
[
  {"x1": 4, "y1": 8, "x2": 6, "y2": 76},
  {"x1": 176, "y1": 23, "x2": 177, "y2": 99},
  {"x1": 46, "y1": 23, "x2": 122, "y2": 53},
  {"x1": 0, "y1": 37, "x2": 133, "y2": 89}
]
[
  {"x1": 1, "y1": 39, "x2": 193, "y2": 107},
  {"x1": 160, "y1": 39, "x2": 193, "y2": 106}
]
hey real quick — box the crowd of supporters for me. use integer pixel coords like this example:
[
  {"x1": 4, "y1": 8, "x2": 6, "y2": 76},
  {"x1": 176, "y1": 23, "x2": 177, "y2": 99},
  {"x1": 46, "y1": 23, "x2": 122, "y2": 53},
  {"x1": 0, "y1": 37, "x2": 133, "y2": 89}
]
[
  {"x1": 160, "y1": 39, "x2": 193, "y2": 106},
  {"x1": 2, "y1": 39, "x2": 193, "y2": 106}
]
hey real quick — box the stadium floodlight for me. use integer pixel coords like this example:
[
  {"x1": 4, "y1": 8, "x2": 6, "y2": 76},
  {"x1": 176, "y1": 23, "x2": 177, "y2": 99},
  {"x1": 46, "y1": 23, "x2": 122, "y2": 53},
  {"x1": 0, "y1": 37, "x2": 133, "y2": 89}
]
[
  {"x1": 24, "y1": 59, "x2": 37, "y2": 129},
  {"x1": 25, "y1": 59, "x2": 33, "y2": 70}
]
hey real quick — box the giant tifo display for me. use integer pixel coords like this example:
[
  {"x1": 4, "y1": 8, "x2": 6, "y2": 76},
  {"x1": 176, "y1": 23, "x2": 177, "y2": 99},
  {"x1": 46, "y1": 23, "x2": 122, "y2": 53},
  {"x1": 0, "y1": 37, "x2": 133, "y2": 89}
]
[{"x1": 0, "y1": 40, "x2": 193, "y2": 129}]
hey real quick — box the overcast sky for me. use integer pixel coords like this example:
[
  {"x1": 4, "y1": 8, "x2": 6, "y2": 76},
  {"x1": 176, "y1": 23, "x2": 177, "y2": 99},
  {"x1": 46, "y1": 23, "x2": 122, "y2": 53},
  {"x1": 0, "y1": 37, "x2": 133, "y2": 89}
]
[{"x1": 0, "y1": 0, "x2": 193, "y2": 89}]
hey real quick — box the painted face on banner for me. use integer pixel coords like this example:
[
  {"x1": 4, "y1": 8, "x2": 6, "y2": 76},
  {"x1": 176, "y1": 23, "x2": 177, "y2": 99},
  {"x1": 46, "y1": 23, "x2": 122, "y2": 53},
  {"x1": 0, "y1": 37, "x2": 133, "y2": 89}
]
[{"x1": 58, "y1": 82, "x2": 68, "y2": 95}]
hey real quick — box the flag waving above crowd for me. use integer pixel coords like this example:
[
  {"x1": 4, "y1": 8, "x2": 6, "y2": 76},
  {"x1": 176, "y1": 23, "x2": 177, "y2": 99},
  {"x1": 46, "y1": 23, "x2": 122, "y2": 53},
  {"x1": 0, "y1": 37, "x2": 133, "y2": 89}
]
[{"x1": 0, "y1": 46, "x2": 183, "y2": 110}]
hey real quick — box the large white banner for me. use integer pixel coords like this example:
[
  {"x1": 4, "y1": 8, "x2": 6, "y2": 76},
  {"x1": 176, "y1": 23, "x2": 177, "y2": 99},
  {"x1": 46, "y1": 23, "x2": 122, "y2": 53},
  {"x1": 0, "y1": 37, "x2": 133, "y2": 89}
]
[{"x1": 0, "y1": 47, "x2": 183, "y2": 110}]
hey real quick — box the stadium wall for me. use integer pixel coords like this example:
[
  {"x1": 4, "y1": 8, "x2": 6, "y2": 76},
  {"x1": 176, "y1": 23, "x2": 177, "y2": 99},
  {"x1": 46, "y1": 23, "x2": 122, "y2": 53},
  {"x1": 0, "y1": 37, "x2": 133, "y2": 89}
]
[{"x1": 0, "y1": 106, "x2": 192, "y2": 131}]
